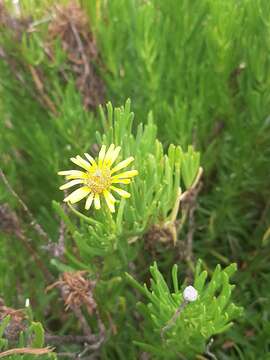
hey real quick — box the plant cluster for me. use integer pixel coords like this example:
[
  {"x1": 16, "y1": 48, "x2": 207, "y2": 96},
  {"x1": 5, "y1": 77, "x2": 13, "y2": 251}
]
[{"x1": 0, "y1": 0, "x2": 269, "y2": 359}]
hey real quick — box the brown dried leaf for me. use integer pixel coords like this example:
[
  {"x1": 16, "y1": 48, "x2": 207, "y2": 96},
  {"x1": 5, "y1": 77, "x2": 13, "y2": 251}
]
[{"x1": 0, "y1": 347, "x2": 54, "y2": 358}]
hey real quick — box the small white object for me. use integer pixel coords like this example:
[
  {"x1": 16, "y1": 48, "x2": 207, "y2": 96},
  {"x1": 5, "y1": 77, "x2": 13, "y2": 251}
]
[
  {"x1": 183, "y1": 286, "x2": 198, "y2": 302},
  {"x1": 25, "y1": 298, "x2": 30, "y2": 308}
]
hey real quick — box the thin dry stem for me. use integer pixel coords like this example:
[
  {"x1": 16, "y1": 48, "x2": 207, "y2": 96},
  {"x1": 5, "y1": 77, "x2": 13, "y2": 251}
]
[
  {"x1": 161, "y1": 300, "x2": 188, "y2": 340},
  {"x1": 0, "y1": 169, "x2": 53, "y2": 244},
  {"x1": 0, "y1": 347, "x2": 54, "y2": 358}
]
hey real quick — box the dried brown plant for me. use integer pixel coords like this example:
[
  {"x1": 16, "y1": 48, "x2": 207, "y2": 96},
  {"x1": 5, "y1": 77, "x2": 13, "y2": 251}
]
[
  {"x1": 48, "y1": 1, "x2": 105, "y2": 109},
  {"x1": 48, "y1": 271, "x2": 97, "y2": 315},
  {"x1": 0, "y1": 298, "x2": 26, "y2": 342}
]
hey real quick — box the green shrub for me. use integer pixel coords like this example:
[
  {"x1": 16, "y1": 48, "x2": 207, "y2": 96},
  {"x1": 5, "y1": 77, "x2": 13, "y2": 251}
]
[{"x1": 0, "y1": 0, "x2": 269, "y2": 358}]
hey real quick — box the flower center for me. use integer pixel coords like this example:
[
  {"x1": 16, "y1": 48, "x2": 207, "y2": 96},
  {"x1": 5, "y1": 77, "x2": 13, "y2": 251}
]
[{"x1": 87, "y1": 167, "x2": 111, "y2": 194}]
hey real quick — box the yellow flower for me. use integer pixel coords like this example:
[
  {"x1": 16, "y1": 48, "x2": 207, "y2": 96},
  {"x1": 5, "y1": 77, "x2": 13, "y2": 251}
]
[{"x1": 58, "y1": 144, "x2": 138, "y2": 213}]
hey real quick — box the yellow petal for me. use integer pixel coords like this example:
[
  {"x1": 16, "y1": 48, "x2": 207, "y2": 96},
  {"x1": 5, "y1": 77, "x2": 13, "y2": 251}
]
[
  {"x1": 70, "y1": 156, "x2": 91, "y2": 171},
  {"x1": 104, "y1": 144, "x2": 115, "y2": 164},
  {"x1": 85, "y1": 193, "x2": 94, "y2": 210},
  {"x1": 112, "y1": 170, "x2": 138, "y2": 179},
  {"x1": 58, "y1": 170, "x2": 84, "y2": 176},
  {"x1": 76, "y1": 155, "x2": 92, "y2": 169},
  {"x1": 103, "y1": 190, "x2": 116, "y2": 212},
  {"x1": 111, "y1": 178, "x2": 131, "y2": 184},
  {"x1": 110, "y1": 146, "x2": 121, "y2": 165},
  {"x1": 111, "y1": 157, "x2": 134, "y2": 174},
  {"x1": 84, "y1": 153, "x2": 97, "y2": 166},
  {"x1": 104, "y1": 189, "x2": 116, "y2": 203},
  {"x1": 94, "y1": 193, "x2": 101, "y2": 209},
  {"x1": 64, "y1": 186, "x2": 90, "y2": 204},
  {"x1": 60, "y1": 179, "x2": 85, "y2": 190},
  {"x1": 66, "y1": 172, "x2": 88, "y2": 180},
  {"x1": 110, "y1": 186, "x2": 130, "y2": 198},
  {"x1": 98, "y1": 145, "x2": 106, "y2": 166}
]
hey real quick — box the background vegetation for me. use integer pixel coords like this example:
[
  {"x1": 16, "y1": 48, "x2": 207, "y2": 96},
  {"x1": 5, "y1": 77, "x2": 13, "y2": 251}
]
[{"x1": 0, "y1": 0, "x2": 270, "y2": 358}]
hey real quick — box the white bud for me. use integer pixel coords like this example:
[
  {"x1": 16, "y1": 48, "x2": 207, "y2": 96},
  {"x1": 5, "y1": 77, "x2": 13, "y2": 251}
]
[
  {"x1": 25, "y1": 298, "x2": 30, "y2": 308},
  {"x1": 183, "y1": 286, "x2": 198, "y2": 302}
]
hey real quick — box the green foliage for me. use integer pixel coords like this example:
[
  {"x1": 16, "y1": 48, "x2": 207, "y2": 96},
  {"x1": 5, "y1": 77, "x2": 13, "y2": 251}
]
[
  {"x1": 87, "y1": 0, "x2": 270, "y2": 249},
  {"x1": 0, "y1": 0, "x2": 269, "y2": 358},
  {"x1": 47, "y1": 100, "x2": 203, "y2": 358},
  {"x1": 127, "y1": 261, "x2": 242, "y2": 359},
  {"x1": 55, "y1": 100, "x2": 200, "y2": 262}
]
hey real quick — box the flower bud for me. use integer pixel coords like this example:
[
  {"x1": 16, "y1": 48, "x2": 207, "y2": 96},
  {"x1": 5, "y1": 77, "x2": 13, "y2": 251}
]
[{"x1": 183, "y1": 286, "x2": 198, "y2": 302}]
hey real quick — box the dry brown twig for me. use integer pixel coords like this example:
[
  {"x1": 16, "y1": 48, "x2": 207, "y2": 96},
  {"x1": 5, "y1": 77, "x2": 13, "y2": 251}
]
[
  {"x1": 0, "y1": 169, "x2": 55, "y2": 281},
  {"x1": 178, "y1": 167, "x2": 203, "y2": 277},
  {"x1": 160, "y1": 299, "x2": 188, "y2": 340},
  {"x1": 48, "y1": 1, "x2": 105, "y2": 109},
  {"x1": 28, "y1": 65, "x2": 58, "y2": 115},
  {"x1": 0, "y1": 202, "x2": 53, "y2": 282},
  {"x1": 0, "y1": 347, "x2": 54, "y2": 358}
]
